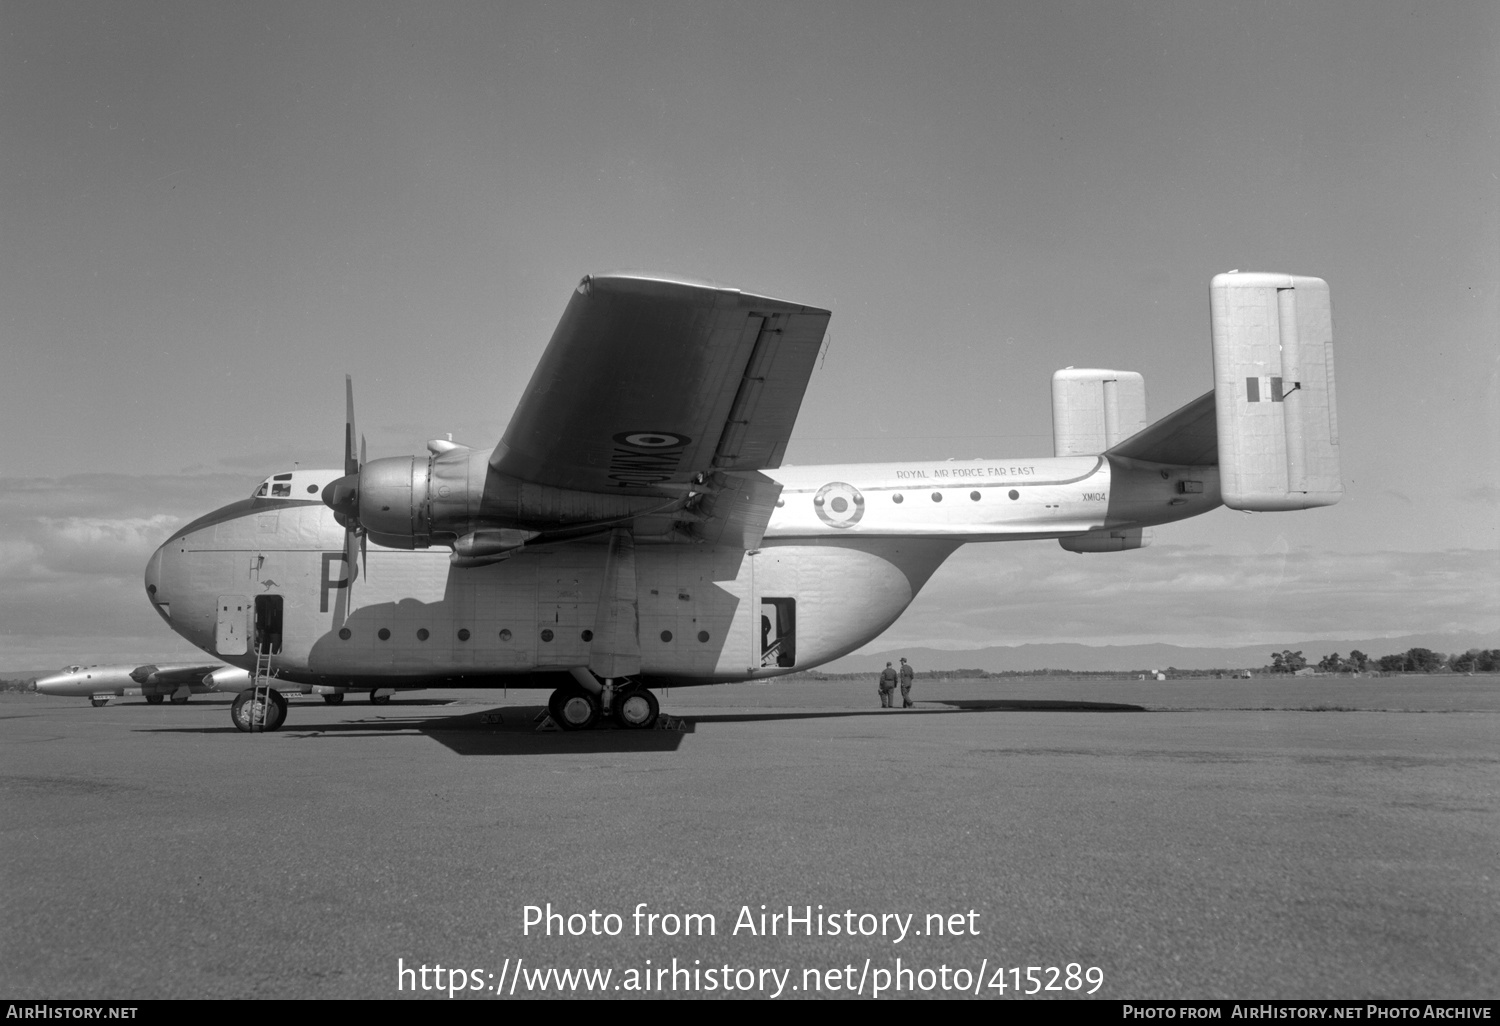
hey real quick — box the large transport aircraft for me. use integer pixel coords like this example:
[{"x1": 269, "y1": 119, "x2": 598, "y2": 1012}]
[{"x1": 144, "y1": 271, "x2": 1341, "y2": 733}]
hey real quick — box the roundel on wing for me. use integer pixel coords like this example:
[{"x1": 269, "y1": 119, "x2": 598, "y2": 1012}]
[
  {"x1": 613, "y1": 431, "x2": 691, "y2": 449},
  {"x1": 813, "y1": 482, "x2": 865, "y2": 528}
]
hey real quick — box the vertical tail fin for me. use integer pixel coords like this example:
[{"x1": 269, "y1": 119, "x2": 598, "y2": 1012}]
[
  {"x1": 1051, "y1": 368, "x2": 1147, "y2": 456},
  {"x1": 1210, "y1": 272, "x2": 1341, "y2": 510}
]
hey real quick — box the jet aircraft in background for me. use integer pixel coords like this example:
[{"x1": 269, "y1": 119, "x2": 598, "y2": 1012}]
[
  {"x1": 35, "y1": 663, "x2": 407, "y2": 707},
  {"x1": 36, "y1": 663, "x2": 222, "y2": 707},
  {"x1": 143, "y1": 271, "x2": 1342, "y2": 732}
]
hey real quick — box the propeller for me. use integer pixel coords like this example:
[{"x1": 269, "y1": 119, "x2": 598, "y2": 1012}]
[{"x1": 323, "y1": 376, "x2": 365, "y2": 619}]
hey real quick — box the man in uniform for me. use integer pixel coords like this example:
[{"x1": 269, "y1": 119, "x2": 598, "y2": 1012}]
[
  {"x1": 878, "y1": 662, "x2": 898, "y2": 707},
  {"x1": 898, "y1": 657, "x2": 915, "y2": 707}
]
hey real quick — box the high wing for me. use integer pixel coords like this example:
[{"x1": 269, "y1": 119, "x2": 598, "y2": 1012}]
[
  {"x1": 490, "y1": 275, "x2": 831, "y2": 495},
  {"x1": 1106, "y1": 390, "x2": 1217, "y2": 465}
]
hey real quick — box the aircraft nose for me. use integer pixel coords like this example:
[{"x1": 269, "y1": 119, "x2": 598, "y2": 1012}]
[
  {"x1": 144, "y1": 546, "x2": 166, "y2": 616},
  {"x1": 35, "y1": 673, "x2": 68, "y2": 696}
]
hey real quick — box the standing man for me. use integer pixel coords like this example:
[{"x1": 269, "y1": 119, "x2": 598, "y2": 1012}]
[
  {"x1": 899, "y1": 657, "x2": 915, "y2": 708},
  {"x1": 878, "y1": 662, "x2": 898, "y2": 707}
]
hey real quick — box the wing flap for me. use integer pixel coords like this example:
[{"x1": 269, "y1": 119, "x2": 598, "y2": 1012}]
[{"x1": 690, "y1": 471, "x2": 784, "y2": 550}]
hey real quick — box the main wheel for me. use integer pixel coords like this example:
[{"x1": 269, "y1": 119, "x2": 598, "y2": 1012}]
[
  {"x1": 90, "y1": 698, "x2": 108, "y2": 708},
  {"x1": 369, "y1": 690, "x2": 391, "y2": 705},
  {"x1": 615, "y1": 687, "x2": 659, "y2": 729},
  {"x1": 322, "y1": 693, "x2": 345, "y2": 705},
  {"x1": 146, "y1": 694, "x2": 165, "y2": 705},
  {"x1": 170, "y1": 694, "x2": 189, "y2": 704},
  {"x1": 231, "y1": 689, "x2": 288, "y2": 733},
  {"x1": 549, "y1": 687, "x2": 599, "y2": 730}
]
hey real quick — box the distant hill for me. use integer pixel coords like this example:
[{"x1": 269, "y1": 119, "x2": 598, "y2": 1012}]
[{"x1": 818, "y1": 632, "x2": 1500, "y2": 674}]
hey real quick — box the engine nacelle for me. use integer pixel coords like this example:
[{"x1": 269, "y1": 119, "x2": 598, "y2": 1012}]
[
  {"x1": 1059, "y1": 527, "x2": 1153, "y2": 553},
  {"x1": 325, "y1": 445, "x2": 679, "y2": 552},
  {"x1": 355, "y1": 455, "x2": 434, "y2": 549},
  {"x1": 205, "y1": 667, "x2": 251, "y2": 692}
]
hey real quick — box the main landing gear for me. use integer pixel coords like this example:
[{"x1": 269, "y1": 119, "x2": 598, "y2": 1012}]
[
  {"x1": 231, "y1": 688, "x2": 287, "y2": 733},
  {"x1": 90, "y1": 698, "x2": 109, "y2": 708},
  {"x1": 146, "y1": 694, "x2": 165, "y2": 705},
  {"x1": 322, "y1": 693, "x2": 345, "y2": 704},
  {"x1": 546, "y1": 680, "x2": 660, "y2": 730}
]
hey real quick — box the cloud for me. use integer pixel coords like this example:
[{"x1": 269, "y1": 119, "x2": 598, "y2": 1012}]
[{"x1": 0, "y1": 473, "x2": 253, "y2": 667}]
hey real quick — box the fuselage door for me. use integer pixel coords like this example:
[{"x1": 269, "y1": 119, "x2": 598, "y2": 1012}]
[{"x1": 216, "y1": 595, "x2": 249, "y2": 656}]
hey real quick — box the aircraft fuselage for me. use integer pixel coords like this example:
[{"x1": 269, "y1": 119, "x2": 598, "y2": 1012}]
[{"x1": 145, "y1": 456, "x2": 1219, "y2": 690}]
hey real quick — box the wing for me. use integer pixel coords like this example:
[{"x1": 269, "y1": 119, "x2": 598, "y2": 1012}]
[
  {"x1": 490, "y1": 275, "x2": 831, "y2": 494},
  {"x1": 1105, "y1": 390, "x2": 1218, "y2": 465}
]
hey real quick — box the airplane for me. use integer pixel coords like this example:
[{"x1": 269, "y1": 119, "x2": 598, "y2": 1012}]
[
  {"x1": 142, "y1": 271, "x2": 1341, "y2": 733},
  {"x1": 36, "y1": 663, "x2": 222, "y2": 707},
  {"x1": 35, "y1": 663, "x2": 413, "y2": 708}
]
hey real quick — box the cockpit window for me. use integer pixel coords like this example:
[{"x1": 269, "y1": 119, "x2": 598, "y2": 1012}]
[
  {"x1": 272, "y1": 482, "x2": 291, "y2": 497},
  {"x1": 255, "y1": 483, "x2": 268, "y2": 497}
]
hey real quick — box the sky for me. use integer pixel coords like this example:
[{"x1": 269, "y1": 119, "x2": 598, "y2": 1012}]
[{"x1": 2, "y1": 0, "x2": 1496, "y2": 668}]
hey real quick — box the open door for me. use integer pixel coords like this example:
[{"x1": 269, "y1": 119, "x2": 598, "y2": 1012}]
[
  {"x1": 254, "y1": 595, "x2": 283, "y2": 655},
  {"x1": 759, "y1": 597, "x2": 795, "y2": 668}
]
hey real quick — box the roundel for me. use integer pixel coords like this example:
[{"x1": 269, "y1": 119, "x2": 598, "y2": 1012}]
[
  {"x1": 813, "y1": 481, "x2": 865, "y2": 528},
  {"x1": 613, "y1": 431, "x2": 691, "y2": 449}
]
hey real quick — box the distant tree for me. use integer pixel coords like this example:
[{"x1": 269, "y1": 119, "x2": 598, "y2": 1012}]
[
  {"x1": 1482, "y1": 650, "x2": 1500, "y2": 672},
  {"x1": 1347, "y1": 650, "x2": 1369, "y2": 672},
  {"x1": 1317, "y1": 652, "x2": 1341, "y2": 672},
  {"x1": 1404, "y1": 647, "x2": 1444, "y2": 672},
  {"x1": 1270, "y1": 652, "x2": 1285, "y2": 673},
  {"x1": 1377, "y1": 653, "x2": 1406, "y2": 672},
  {"x1": 1280, "y1": 650, "x2": 1307, "y2": 673}
]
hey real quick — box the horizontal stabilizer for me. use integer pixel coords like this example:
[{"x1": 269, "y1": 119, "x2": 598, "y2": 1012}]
[
  {"x1": 1211, "y1": 272, "x2": 1341, "y2": 510},
  {"x1": 1106, "y1": 390, "x2": 1217, "y2": 466},
  {"x1": 1052, "y1": 369, "x2": 1147, "y2": 456}
]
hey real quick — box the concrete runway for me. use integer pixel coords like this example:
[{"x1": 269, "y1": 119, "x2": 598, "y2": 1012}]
[{"x1": 2, "y1": 677, "x2": 1496, "y2": 1000}]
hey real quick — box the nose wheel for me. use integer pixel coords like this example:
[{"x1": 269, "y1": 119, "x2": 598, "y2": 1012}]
[
  {"x1": 231, "y1": 688, "x2": 287, "y2": 732},
  {"x1": 146, "y1": 694, "x2": 165, "y2": 705}
]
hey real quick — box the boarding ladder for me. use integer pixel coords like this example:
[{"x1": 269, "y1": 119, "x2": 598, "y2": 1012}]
[{"x1": 250, "y1": 643, "x2": 274, "y2": 732}]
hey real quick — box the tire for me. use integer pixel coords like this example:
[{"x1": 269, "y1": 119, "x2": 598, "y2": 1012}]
[
  {"x1": 615, "y1": 687, "x2": 659, "y2": 729},
  {"x1": 322, "y1": 693, "x2": 345, "y2": 705},
  {"x1": 553, "y1": 689, "x2": 600, "y2": 730},
  {"x1": 90, "y1": 698, "x2": 108, "y2": 708},
  {"x1": 369, "y1": 690, "x2": 391, "y2": 705},
  {"x1": 170, "y1": 694, "x2": 189, "y2": 704},
  {"x1": 231, "y1": 688, "x2": 287, "y2": 733},
  {"x1": 146, "y1": 694, "x2": 165, "y2": 705}
]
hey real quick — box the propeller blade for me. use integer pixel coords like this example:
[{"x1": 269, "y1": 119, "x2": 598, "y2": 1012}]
[
  {"x1": 341, "y1": 522, "x2": 359, "y2": 621},
  {"x1": 344, "y1": 375, "x2": 359, "y2": 477}
]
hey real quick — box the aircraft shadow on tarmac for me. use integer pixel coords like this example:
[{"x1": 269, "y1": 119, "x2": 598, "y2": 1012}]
[{"x1": 136, "y1": 698, "x2": 1143, "y2": 755}]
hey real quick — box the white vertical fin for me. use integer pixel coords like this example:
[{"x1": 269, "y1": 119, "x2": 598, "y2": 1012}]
[
  {"x1": 1051, "y1": 369, "x2": 1147, "y2": 456},
  {"x1": 1210, "y1": 272, "x2": 1341, "y2": 510}
]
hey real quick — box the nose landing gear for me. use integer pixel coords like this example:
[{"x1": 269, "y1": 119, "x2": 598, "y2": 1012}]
[{"x1": 231, "y1": 688, "x2": 287, "y2": 732}]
